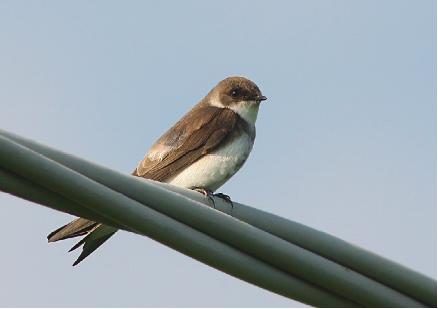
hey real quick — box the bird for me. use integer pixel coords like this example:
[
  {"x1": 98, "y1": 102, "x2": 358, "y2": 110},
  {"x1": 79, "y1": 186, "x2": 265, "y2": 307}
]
[{"x1": 47, "y1": 76, "x2": 267, "y2": 265}]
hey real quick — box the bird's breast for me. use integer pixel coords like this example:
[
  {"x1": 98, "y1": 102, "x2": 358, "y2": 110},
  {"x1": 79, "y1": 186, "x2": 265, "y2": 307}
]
[{"x1": 166, "y1": 132, "x2": 254, "y2": 191}]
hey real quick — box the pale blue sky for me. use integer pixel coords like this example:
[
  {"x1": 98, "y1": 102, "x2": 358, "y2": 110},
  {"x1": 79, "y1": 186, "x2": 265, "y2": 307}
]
[{"x1": 0, "y1": 0, "x2": 436, "y2": 307}]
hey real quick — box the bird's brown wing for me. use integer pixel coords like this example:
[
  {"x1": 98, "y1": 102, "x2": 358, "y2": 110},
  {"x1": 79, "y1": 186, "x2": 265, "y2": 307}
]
[{"x1": 133, "y1": 105, "x2": 238, "y2": 181}]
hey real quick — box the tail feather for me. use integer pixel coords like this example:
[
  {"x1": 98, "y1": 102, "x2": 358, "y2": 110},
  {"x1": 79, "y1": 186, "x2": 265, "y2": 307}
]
[
  {"x1": 69, "y1": 236, "x2": 88, "y2": 252},
  {"x1": 47, "y1": 218, "x2": 98, "y2": 242},
  {"x1": 71, "y1": 225, "x2": 117, "y2": 266},
  {"x1": 48, "y1": 218, "x2": 117, "y2": 266},
  {"x1": 68, "y1": 224, "x2": 100, "y2": 252}
]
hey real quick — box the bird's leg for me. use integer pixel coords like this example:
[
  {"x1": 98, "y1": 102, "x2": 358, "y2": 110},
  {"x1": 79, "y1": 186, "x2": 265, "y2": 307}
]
[
  {"x1": 213, "y1": 192, "x2": 234, "y2": 208},
  {"x1": 193, "y1": 187, "x2": 216, "y2": 208}
]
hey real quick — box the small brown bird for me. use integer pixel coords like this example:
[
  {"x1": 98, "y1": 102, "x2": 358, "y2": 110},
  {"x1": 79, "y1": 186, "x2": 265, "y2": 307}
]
[{"x1": 48, "y1": 76, "x2": 267, "y2": 265}]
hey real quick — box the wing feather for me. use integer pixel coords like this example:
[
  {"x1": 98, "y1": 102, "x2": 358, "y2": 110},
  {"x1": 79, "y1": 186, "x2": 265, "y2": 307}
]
[{"x1": 133, "y1": 106, "x2": 237, "y2": 181}]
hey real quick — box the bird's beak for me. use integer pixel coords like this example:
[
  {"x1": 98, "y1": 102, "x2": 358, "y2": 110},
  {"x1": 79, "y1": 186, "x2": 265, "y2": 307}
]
[{"x1": 257, "y1": 95, "x2": 267, "y2": 102}]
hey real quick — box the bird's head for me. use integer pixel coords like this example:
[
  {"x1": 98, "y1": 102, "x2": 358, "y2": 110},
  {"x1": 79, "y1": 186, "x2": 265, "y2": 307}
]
[{"x1": 207, "y1": 76, "x2": 267, "y2": 124}]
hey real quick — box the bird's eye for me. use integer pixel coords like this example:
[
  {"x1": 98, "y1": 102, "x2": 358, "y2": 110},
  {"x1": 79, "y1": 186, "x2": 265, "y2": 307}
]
[{"x1": 230, "y1": 88, "x2": 240, "y2": 97}]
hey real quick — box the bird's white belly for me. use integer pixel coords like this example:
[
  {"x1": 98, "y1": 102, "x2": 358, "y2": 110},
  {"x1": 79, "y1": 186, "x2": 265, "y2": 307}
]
[{"x1": 166, "y1": 133, "x2": 253, "y2": 191}]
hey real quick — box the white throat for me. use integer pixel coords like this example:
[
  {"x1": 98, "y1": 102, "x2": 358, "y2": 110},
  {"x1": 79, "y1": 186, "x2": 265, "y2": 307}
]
[
  {"x1": 210, "y1": 99, "x2": 260, "y2": 124},
  {"x1": 229, "y1": 100, "x2": 260, "y2": 124}
]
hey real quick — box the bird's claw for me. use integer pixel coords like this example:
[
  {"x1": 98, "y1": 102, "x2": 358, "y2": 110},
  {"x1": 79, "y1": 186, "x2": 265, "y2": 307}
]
[
  {"x1": 193, "y1": 187, "x2": 216, "y2": 208},
  {"x1": 213, "y1": 192, "x2": 234, "y2": 208},
  {"x1": 193, "y1": 188, "x2": 234, "y2": 210}
]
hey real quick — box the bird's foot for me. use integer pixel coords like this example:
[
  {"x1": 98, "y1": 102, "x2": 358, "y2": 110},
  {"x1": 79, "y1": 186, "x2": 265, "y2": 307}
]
[
  {"x1": 193, "y1": 187, "x2": 216, "y2": 208},
  {"x1": 213, "y1": 192, "x2": 234, "y2": 209}
]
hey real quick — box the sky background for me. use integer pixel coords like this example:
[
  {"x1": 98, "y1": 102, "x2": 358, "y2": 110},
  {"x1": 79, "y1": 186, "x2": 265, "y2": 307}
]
[{"x1": 0, "y1": 0, "x2": 436, "y2": 307}]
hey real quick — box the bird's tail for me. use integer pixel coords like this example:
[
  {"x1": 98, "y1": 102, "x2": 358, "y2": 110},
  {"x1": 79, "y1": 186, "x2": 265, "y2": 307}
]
[{"x1": 48, "y1": 218, "x2": 117, "y2": 266}]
